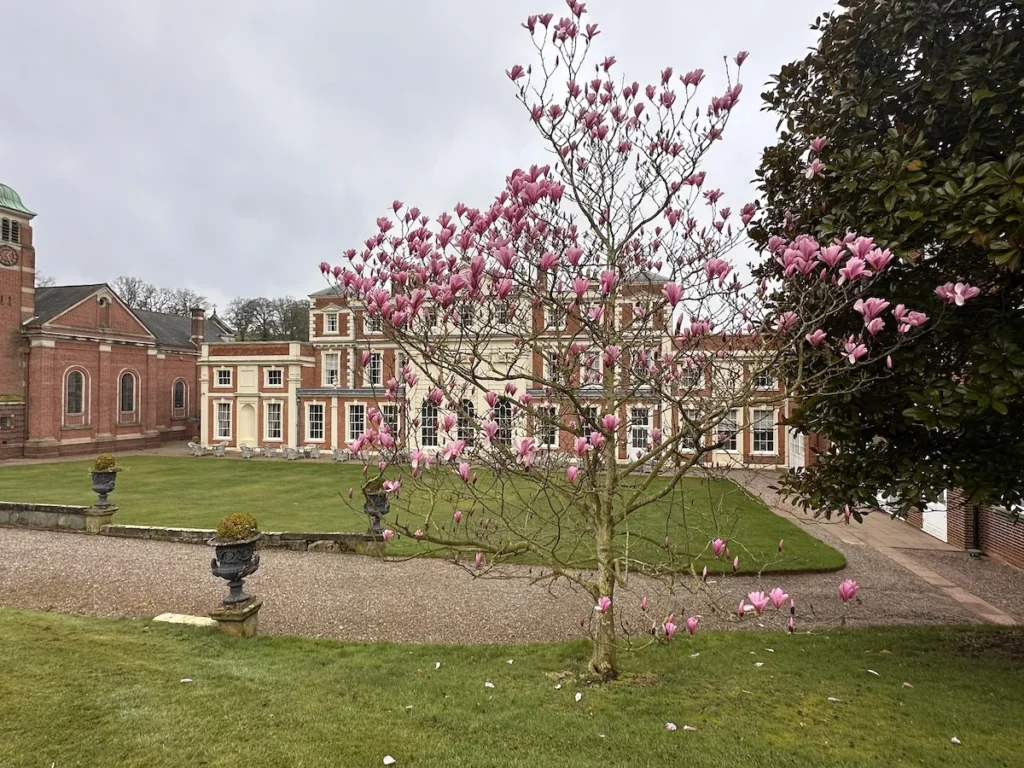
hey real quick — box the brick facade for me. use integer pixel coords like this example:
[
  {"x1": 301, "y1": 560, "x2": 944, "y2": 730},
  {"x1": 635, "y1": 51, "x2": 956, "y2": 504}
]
[
  {"x1": 945, "y1": 489, "x2": 1024, "y2": 570},
  {"x1": 0, "y1": 188, "x2": 231, "y2": 459}
]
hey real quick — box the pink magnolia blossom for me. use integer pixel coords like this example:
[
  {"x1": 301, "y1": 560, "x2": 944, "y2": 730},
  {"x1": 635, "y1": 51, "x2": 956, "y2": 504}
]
[
  {"x1": 865, "y1": 248, "x2": 894, "y2": 271},
  {"x1": 482, "y1": 421, "x2": 499, "y2": 442},
  {"x1": 381, "y1": 529, "x2": 395, "y2": 542},
  {"x1": 748, "y1": 591, "x2": 771, "y2": 614},
  {"x1": 778, "y1": 539, "x2": 785, "y2": 552},
  {"x1": 453, "y1": 509, "x2": 463, "y2": 524},
  {"x1": 602, "y1": 345, "x2": 622, "y2": 367},
  {"x1": 601, "y1": 413, "x2": 619, "y2": 433},
  {"x1": 839, "y1": 579, "x2": 860, "y2": 602},
  {"x1": 686, "y1": 616, "x2": 699, "y2": 635},
  {"x1": 456, "y1": 463, "x2": 470, "y2": 483},
  {"x1": 663, "y1": 282, "x2": 683, "y2": 306},
  {"x1": 427, "y1": 388, "x2": 444, "y2": 406},
  {"x1": 589, "y1": 431, "x2": 605, "y2": 450},
  {"x1": 844, "y1": 337, "x2": 868, "y2": 364},
  {"x1": 507, "y1": 64, "x2": 526, "y2": 81},
  {"x1": 704, "y1": 258, "x2": 732, "y2": 284},
  {"x1": 701, "y1": 566, "x2": 708, "y2": 582},
  {"x1": 769, "y1": 588, "x2": 789, "y2": 610},
  {"x1": 733, "y1": 556, "x2": 740, "y2": 572},
  {"x1": 663, "y1": 621, "x2": 677, "y2": 641},
  {"x1": 475, "y1": 552, "x2": 483, "y2": 568},
  {"x1": 440, "y1": 413, "x2": 457, "y2": 433},
  {"x1": 599, "y1": 269, "x2": 617, "y2": 295},
  {"x1": 774, "y1": 311, "x2": 799, "y2": 333},
  {"x1": 413, "y1": 529, "x2": 424, "y2": 538},
  {"x1": 887, "y1": 355, "x2": 894, "y2": 369},
  {"x1": 663, "y1": 536, "x2": 671, "y2": 550},
  {"x1": 573, "y1": 436, "x2": 589, "y2": 455},
  {"x1": 804, "y1": 159, "x2": 825, "y2": 179},
  {"x1": 566, "y1": 465, "x2": 580, "y2": 483},
  {"x1": 854, "y1": 297, "x2": 890, "y2": 321},
  {"x1": 597, "y1": 596, "x2": 612, "y2": 614},
  {"x1": 809, "y1": 136, "x2": 829, "y2": 154},
  {"x1": 712, "y1": 538, "x2": 725, "y2": 557},
  {"x1": 787, "y1": 616, "x2": 797, "y2": 633},
  {"x1": 865, "y1": 317, "x2": 885, "y2": 336},
  {"x1": 737, "y1": 600, "x2": 748, "y2": 617},
  {"x1": 641, "y1": 596, "x2": 648, "y2": 612},
  {"x1": 735, "y1": 50, "x2": 749, "y2": 66},
  {"x1": 935, "y1": 282, "x2": 981, "y2": 306},
  {"x1": 382, "y1": 479, "x2": 401, "y2": 495},
  {"x1": 805, "y1": 329, "x2": 827, "y2": 346},
  {"x1": 442, "y1": 440, "x2": 466, "y2": 462},
  {"x1": 838, "y1": 257, "x2": 870, "y2": 284},
  {"x1": 485, "y1": 391, "x2": 498, "y2": 409},
  {"x1": 516, "y1": 437, "x2": 538, "y2": 469}
]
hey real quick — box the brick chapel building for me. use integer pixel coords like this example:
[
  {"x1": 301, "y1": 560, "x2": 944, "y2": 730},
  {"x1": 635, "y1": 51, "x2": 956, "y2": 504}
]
[{"x1": 0, "y1": 182, "x2": 232, "y2": 459}]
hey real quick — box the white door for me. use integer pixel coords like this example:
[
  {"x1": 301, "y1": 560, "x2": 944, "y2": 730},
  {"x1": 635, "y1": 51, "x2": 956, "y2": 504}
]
[
  {"x1": 922, "y1": 490, "x2": 948, "y2": 542},
  {"x1": 787, "y1": 429, "x2": 805, "y2": 469}
]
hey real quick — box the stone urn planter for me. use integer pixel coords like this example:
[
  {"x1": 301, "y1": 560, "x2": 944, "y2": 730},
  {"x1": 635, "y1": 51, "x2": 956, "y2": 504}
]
[
  {"x1": 363, "y1": 491, "x2": 390, "y2": 534},
  {"x1": 89, "y1": 453, "x2": 120, "y2": 508},
  {"x1": 210, "y1": 514, "x2": 261, "y2": 605}
]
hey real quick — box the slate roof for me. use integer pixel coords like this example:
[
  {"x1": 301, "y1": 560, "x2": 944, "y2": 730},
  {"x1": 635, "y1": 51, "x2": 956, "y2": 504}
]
[
  {"x1": 32, "y1": 284, "x2": 106, "y2": 325},
  {"x1": 31, "y1": 284, "x2": 233, "y2": 348}
]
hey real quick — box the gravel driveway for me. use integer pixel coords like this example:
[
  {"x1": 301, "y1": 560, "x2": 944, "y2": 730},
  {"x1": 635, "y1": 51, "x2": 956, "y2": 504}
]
[{"x1": 0, "y1": 520, "x2": 984, "y2": 644}]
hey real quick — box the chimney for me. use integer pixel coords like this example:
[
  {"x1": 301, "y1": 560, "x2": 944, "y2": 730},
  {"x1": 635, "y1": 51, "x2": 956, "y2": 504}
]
[{"x1": 190, "y1": 307, "x2": 205, "y2": 346}]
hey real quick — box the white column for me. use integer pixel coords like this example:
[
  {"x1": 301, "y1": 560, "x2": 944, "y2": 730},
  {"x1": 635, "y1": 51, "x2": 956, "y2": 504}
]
[
  {"x1": 287, "y1": 365, "x2": 300, "y2": 447},
  {"x1": 199, "y1": 365, "x2": 210, "y2": 445},
  {"x1": 330, "y1": 397, "x2": 339, "y2": 450}
]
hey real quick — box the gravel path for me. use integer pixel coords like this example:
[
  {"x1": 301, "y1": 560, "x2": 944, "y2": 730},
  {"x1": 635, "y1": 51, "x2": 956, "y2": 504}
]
[{"x1": 0, "y1": 519, "x2": 982, "y2": 644}]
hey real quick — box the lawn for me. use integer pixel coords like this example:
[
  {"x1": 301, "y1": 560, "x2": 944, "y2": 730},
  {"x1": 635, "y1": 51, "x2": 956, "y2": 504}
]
[
  {"x1": 0, "y1": 609, "x2": 1022, "y2": 767},
  {"x1": 0, "y1": 456, "x2": 844, "y2": 573}
]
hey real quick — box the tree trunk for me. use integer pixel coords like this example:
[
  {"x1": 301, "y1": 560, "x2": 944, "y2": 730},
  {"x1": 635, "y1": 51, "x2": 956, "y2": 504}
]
[{"x1": 590, "y1": 514, "x2": 618, "y2": 679}]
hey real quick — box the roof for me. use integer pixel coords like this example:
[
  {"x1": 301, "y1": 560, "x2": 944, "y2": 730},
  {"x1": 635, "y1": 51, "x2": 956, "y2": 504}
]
[
  {"x1": 133, "y1": 309, "x2": 231, "y2": 347},
  {"x1": 32, "y1": 284, "x2": 232, "y2": 347},
  {"x1": 0, "y1": 183, "x2": 35, "y2": 216},
  {"x1": 309, "y1": 286, "x2": 346, "y2": 298},
  {"x1": 623, "y1": 270, "x2": 670, "y2": 285},
  {"x1": 32, "y1": 284, "x2": 106, "y2": 324}
]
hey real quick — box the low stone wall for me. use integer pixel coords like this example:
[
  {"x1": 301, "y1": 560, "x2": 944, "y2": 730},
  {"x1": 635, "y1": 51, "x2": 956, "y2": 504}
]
[
  {"x1": 0, "y1": 501, "x2": 116, "y2": 533},
  {"x1": 101, "y1": 525, "x2": 383, "y2": 554}
]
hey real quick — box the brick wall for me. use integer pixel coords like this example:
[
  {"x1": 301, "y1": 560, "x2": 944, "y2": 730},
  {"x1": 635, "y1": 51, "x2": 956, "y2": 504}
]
[{"x1": 946, "y1": 488, "x2": 1024, "y2": 569}]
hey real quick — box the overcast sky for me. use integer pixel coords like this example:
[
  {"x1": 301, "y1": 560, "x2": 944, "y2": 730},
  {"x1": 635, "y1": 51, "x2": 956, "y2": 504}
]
[{"x1": 1, "y1": 0, "x2": 834, "y2": 313}]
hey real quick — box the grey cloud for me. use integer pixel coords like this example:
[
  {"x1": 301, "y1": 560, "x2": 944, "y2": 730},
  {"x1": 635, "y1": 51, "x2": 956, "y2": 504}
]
[{"x1": 1, "y1": 0, "x2": 833, "y2": 311}]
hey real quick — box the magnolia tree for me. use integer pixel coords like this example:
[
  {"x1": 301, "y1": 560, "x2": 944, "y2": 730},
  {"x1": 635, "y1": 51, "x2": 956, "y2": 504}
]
[{"x1": 318, "y1": 3, "x2": 929, "y2": 678}]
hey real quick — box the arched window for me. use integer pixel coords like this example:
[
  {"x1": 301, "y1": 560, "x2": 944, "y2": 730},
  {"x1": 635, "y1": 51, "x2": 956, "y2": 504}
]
[
  {"x1": 66, "y1": 371, "x2": 84, "y2": 415},
  {"x1": 173, "y1": 380, "x2": 186, "y2": 413},
  {"x1": 421, "y1": 401, "x2": 438, "y2": 447},
  {"x1": 457, "y1": 399, "x2": 475, "y2": 445},
  {"x1": 119, "y1": 372, "x2": 136, "y2": 415}
]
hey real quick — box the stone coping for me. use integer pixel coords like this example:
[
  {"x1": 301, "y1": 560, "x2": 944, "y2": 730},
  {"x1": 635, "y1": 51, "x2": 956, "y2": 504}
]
[
  {"x1": 101, "y1": 524, "x2": 383, "y2": 554},
  {"x1": 0, "y1": 501, "x2": 116, "y2": 533}
]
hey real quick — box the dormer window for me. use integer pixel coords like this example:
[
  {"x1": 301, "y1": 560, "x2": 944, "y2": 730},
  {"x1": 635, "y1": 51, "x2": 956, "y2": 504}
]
[{"x1": 0, "y1": 218, "x2": 19, "y2": 244}]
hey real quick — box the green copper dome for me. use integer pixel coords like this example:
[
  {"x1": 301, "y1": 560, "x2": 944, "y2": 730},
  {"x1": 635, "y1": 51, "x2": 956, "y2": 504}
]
[{"x1": 0, "y1": 183, "x2": 35, "y2": 216}]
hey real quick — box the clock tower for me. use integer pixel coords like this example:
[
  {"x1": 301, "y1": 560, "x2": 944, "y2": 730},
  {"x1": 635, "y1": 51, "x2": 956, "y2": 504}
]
[{"x1": 0, "y1": 182, "x2": 36, "y2": 441}]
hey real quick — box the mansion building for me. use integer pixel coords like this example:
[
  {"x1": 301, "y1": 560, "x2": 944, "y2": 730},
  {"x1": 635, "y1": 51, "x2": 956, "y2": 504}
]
[{"x1": 0, "y1": 180, "x2": 810, "y2": 468}]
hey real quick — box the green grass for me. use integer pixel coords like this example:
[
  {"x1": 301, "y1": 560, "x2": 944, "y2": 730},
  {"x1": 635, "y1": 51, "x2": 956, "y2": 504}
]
[
  {"x1": 1, "y1": 609, "x2": 1022, "y2": 767},
  {"x1": 0, "y1": 456, "x2": 844, "y2": 573}
]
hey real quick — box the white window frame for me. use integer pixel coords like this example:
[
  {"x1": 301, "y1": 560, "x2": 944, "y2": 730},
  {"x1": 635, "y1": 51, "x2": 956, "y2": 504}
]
[
  {"x1": 367, "y1": 352, "x2": 383, "y2": 387},
  {"x1": 457, "y1": 399, "x2": 476, "y2": 445},
  {"x1": 582, "y1": 350, "x2": 602, "y2": 387},
  {"x1": 754, "y1": 370, "x2": 774, "y2": 390},
  {"x1": 215, "y1": 368, "x2": 233, "y2": 388},
  {"x1": 679, "y1": 408, "x2": 699, "y2": 451},
  {"x1": 680, "y1": 365, "x2": 702, "y2": 390},
  {"x1": 382, "y1": 403, "x2": 399, "y2": 437},
  {"x1": 546, "y1": 305, "x2": 566, "y2": 330},
  {"x1": 323, "y1": 353, "x2": 340, "y2": 386},
  {"x1": 264, "y1": 401, "x2": 283, "y2": 442},
  {"x1": 629, "y1": 407, "x2": 650, "y2": 450},
  {"x1": 325, "y1": 312, "x2": 339, "y2": 334},
  {"x1": 538, "y1": 406, "x2": 558, "y2": 447},
  {"x1": 752, "y1": 408, "x2": 777, "y2": 454},
  {"x1": 365, "y1": 313, "x2": 382, "y2": 333},
  {"x1": 215, "y1": 401, "x2": 232, "y2": 440},
  {"x1": 348, "y1": 404, "x2": 366, "y2": 442},
  {"x1": 495, "y1": 399, "x2": 514, "y2": 445},
  {"x1": 265, "y1": 368, "x2": 284, "y2": 388},
  {"x1": 306, "y1": 403, "x2": 326, "y2": 443},
  {"x1": 172, "y1": 379, "x2": 187, "y2": 417},
  {"x1": 119, "y1": 371, "x2": 137, "y2": 420},
  {"x1": 719, "y1": 409, "x2": 739, "y2": 452},
  {"x1": 545, "y1": 350, "x2": 561, "y2": 383},
  {"x1": 65, "y1": 370, "x2": 86, "y2": 416},
  {"x1": 580, "y1": 406, "x2": 598, "y2": 439},
  {"x1": 421, "y1": 401, "x2": 439, "y2": 447}
]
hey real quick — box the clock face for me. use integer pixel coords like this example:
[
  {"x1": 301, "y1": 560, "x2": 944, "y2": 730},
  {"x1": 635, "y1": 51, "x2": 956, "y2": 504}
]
[{"x1": 0, "y1": 247, "x2": 17, "y2": 267}]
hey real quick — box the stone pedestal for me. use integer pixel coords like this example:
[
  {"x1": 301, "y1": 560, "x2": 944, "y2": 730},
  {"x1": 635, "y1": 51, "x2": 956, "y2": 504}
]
[
  {"x1": 84, "y1": 505, "x2": 117, "y2": 534},
  {"x1": 209, "y1": 598, "x2": 263, "y2": 638}
]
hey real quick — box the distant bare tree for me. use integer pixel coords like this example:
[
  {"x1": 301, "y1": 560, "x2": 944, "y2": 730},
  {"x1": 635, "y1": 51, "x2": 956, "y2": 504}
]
[
  {"x1": 111, "y1": 276, "x2": 208, "y2": 316},
  {"x1": 225, "y1": 296, "x2": 309, "y2": 340},
  {"x1": 35, "y1": 273, "x2": 57, "y2": 287}
]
